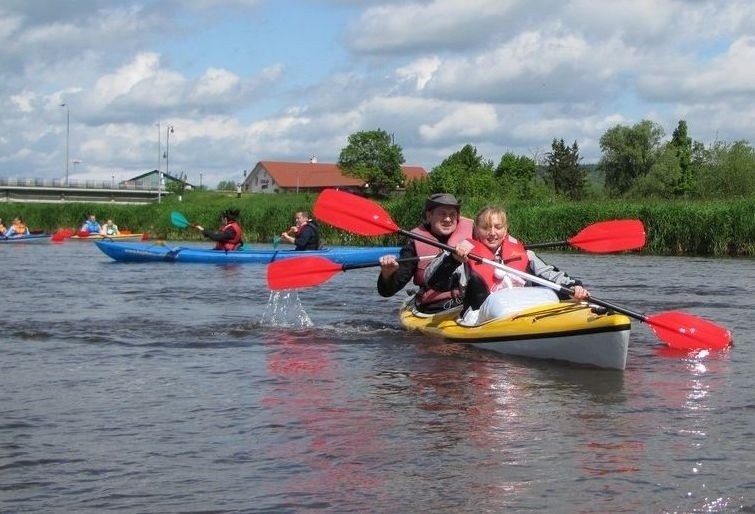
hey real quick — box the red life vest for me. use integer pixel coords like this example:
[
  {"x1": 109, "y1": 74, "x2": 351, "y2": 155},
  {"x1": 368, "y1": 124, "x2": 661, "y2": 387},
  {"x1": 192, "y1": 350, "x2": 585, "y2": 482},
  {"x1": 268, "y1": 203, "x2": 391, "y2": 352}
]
[
  {"x1": 215, "y1": 221, "x2": 243, "y2": 251},
  {"x1": 411, "y1": 217, "x2": 474, "y2": 307},
  {"x1": 467, "y1": 235, "x2": 530, "y2": 294}
]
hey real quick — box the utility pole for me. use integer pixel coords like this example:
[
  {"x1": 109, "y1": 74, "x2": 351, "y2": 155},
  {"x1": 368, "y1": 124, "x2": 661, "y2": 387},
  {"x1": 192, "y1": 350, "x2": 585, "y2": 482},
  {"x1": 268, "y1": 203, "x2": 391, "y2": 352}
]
[{"x1": 60, "y1": 103, "x2": 70, "y2": 186}]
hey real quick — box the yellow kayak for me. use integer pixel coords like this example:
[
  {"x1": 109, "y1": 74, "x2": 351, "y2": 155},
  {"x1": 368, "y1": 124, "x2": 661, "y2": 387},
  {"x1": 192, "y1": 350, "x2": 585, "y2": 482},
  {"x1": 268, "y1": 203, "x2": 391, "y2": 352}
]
[{"x1": 400, "y1": 297, "x2": 632, "y2": 370}]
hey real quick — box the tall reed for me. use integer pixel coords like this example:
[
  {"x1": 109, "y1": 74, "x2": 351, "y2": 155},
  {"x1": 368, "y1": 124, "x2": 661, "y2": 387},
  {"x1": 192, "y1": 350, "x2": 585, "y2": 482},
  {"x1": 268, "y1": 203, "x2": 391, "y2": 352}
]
[{"x1": 1, "y1": 192, "x2": 752, "y2": 256}]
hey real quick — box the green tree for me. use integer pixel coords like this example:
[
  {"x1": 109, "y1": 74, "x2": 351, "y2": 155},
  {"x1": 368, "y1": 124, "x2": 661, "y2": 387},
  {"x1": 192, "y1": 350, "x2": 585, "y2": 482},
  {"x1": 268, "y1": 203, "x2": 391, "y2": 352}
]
[
  {"x1": 495, "y1": 152, "x2": 538, "y2": 199},
  {"x1": 338, "y1": 129, "x2": 405, "y2": 196},
  {"x1": 428, "y1": 144, "x2": 500, "y2": 199},
  {"x1": 167, "y1": 172, "x2": 188, "y2": 195},
  {"x1": 598, "y1": 120, "x2": 665, "y2": 196},
  {"x1": 628, "y1": 145, "x2": 682, "y2": 199},
  {"x1": 695, "y1": 140, "x2": 755, "y2": 198},
  {"x1": 670, "y1": 120, "x2": 693, "y2": 196},
  {"x1": 544, "y1": 139, "x2": 585, "y2": 200},
  {"x1": 217, "y1": 180, "x2": 237, "y2": 191}
]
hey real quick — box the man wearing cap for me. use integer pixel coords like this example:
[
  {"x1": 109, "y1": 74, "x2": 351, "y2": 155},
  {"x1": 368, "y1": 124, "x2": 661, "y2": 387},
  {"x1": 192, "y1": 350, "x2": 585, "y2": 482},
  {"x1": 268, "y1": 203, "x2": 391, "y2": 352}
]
[
  {"x1": 377, "y1": 193, "x2": 473, "y2": 313},
  {"x1": 193, "y1": 208, "x2": 244, "y2": 251}
]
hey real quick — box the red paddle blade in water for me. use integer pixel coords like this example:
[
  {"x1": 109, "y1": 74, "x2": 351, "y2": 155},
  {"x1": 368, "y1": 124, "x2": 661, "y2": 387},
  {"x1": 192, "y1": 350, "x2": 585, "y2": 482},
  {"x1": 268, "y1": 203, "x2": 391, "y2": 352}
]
[
  {"x1": 646, "y1": 311, "x2": 733, "y2": 351},
  {"x1": 568, "y1": 219, "x2": 646, "y2": 253},
  {"x1": 267, "y1": 256, "x2": 344, "y2": 290},
  {"x1": 51, "y1": 232, "x2": 65, "y2": 242},
  {"x1": 51, "y1": 228, "x2": 74, "y2": 242},
  {"x1": 314, "y1": 189, "x2": 400, "y2": 236}
]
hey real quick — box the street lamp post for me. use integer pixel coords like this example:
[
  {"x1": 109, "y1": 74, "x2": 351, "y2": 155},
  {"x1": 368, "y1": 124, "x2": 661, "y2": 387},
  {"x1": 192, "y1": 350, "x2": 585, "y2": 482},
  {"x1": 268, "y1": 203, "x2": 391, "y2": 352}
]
[
  {"x1": 160, "y1": 125, "x2": 174, "y2": 204},
  {"x1": 60, "y1": 103, "x2": 69, "y2": 186},
  {"x1": 200, "y1": 172, "x2": 203, "y2": 189},
  {"x1": 166, "y1": 125, "x2": 174, "y2": 175},
  {"x1": 156, "y1": 122, "x2": 161, "y2": 173}
]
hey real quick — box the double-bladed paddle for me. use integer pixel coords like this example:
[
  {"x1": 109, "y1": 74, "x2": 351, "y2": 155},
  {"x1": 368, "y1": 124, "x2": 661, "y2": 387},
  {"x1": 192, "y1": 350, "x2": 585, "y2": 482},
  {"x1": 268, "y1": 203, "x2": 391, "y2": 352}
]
[
  {"x1": 267, "y1": 218, "x2": 645, "y2": 291},
  {"x1": 525, "y1": 219, "x2": 645, "y2": 253},
  {"x1": 267, "y1": 255, "x2": 426, "y2": 291},
  {"x1": 170, "y1": 211, "x2": 195, "y2": 229},
  {"x1": 310, "y1": 188, "x2": 732, "y2": 352}
]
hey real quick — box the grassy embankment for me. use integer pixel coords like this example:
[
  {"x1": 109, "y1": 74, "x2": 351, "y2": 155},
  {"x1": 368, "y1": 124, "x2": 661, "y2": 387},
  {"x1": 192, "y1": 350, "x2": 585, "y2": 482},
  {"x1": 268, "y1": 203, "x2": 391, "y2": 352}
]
[{"x1": 1, "y1": 191, "x2": 753, "y2": 256}]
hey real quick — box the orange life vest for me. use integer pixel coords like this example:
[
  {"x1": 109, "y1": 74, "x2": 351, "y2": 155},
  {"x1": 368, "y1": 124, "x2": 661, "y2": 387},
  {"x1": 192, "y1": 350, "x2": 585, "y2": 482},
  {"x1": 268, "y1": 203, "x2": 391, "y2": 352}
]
[
  {"x1": 215, "y1": 221, "x2": 243, "y2": 251},
  {"x1": 466, "y1": 235, "x2": 530, "y2": 294},
  {"x1": 411, "y1": 217, "x2": 474, "y2": 307}
]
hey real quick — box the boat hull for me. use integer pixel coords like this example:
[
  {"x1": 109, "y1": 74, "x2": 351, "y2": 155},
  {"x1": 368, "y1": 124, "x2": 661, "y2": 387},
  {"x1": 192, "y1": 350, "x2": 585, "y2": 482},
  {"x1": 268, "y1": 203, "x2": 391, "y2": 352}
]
[
  {"x1": 0, "y1": 234, "x2": 51, "y2": 244},
  {"x1": 400, "y1": 300, "x2": 632, "y2": 369},
  {"x1": 95, "y1": 241, "x2": 403, "y2": 265}
]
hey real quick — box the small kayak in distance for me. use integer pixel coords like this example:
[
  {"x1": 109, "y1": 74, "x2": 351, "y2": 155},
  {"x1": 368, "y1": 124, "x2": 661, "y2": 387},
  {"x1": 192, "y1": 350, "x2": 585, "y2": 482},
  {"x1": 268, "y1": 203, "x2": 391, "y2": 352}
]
[
  {"x1": 400, "y1": 296, "x2": 632, "y2": 370},
  {"x1": 68, "y1": 233, "x2": 146, "y2": 242},
  {"x1": 0, "y1": 233, "x2": 52, "y2": 244},
  {"x1": 95, "y1": 240, "x2": 403, "y2": 265}
]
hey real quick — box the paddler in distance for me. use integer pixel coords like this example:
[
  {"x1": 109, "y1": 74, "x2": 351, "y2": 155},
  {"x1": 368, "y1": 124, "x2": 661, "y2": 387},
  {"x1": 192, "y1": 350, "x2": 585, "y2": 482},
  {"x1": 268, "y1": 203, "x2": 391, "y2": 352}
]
[{"x1": 193, "y1": 208, "x2": 244, "y2": 251}]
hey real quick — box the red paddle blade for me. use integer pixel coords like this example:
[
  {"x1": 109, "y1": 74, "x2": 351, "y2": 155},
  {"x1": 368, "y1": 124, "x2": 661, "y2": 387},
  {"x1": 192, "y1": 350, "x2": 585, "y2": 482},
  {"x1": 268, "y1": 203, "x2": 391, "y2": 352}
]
[
  {"x1": 314, "y1": 189, "x2": 400, "y2": 236},
  {"x1": 51, "y1": 228, "x2": 74, "y2": 242},
  {"x1": 267, "y1": 256, "x2": 344, "y2": 290},
  {"x1": 568, "y1": 219, "x2": 646, "y2": 253},
  {"x1": 646, "y1": 311, "x2": 733, "y2": 351}
]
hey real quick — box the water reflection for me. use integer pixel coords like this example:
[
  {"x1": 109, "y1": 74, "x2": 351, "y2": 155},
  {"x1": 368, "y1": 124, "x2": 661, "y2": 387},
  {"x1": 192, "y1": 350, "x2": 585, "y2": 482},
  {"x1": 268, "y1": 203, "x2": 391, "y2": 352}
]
[{"x1": 259, "y1": 331, "x2": 387, "y2": 509}]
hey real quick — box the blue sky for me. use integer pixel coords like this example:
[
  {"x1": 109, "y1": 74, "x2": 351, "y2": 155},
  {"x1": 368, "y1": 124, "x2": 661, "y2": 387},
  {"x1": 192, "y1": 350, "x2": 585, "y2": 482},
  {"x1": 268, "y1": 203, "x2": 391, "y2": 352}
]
[{"x1": 1, "y1": 0, "x2": 754, "y2": 188}]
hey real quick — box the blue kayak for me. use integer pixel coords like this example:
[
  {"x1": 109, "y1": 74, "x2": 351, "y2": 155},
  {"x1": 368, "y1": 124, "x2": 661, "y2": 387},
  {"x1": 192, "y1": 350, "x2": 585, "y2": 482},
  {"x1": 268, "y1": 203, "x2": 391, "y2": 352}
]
[
  {"x1": 95, "y1": 240, "x2": 402, "y2": 265},
  {"x1": 0, "y1": 233, "x2": 51, "y2": 244}
]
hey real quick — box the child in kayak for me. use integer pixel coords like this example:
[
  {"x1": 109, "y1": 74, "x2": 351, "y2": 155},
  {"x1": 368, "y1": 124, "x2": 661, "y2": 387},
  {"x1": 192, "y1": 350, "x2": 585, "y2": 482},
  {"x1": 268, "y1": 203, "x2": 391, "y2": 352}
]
[
  {"x1": 425, "y1": 205, "x2": 590, "y2": 325},
  {"x1": 101, "y1": 219, "x2": 120, "y2": 236},
  {"x1": 3, "y1": 217, "x2": 30, "y2": 238}
]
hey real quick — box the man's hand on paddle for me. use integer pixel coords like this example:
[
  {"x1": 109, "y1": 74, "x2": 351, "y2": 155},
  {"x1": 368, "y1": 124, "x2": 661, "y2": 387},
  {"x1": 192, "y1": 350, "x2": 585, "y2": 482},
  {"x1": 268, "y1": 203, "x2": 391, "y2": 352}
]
[{"x1": 378, "y1": 255, "x2": 400, "y2": 278}]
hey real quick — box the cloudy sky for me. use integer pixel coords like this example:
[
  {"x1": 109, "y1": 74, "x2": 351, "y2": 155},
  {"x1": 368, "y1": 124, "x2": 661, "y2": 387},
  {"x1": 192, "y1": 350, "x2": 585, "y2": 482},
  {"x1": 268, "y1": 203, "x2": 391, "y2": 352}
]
[{"x1": 1, "y1": 0, "x2": 753, "y2": 188}]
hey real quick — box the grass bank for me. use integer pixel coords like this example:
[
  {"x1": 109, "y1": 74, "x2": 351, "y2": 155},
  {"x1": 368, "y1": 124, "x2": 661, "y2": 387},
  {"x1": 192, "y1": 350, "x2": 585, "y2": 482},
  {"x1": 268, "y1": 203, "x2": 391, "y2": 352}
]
[{"x1": 1, "y1": 191, "x2": 752, "y2": 256}]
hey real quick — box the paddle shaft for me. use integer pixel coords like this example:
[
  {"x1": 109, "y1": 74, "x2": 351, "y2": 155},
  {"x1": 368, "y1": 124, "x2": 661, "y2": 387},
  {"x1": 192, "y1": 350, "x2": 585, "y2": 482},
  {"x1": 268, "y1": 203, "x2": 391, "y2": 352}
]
[
  {"x1": 396, "y1": 227, "x2": 650, "y2": 323},
  {"x1": 524, "y1": 240, "x2": 568, "y2": 249},
  {"x1": 341, "y1": 255, "x2": 420, "y2": 272}
]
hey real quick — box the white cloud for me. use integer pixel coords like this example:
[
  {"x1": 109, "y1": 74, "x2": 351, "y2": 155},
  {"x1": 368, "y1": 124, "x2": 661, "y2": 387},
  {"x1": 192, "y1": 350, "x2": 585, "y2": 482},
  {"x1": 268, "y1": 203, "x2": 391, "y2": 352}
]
[
  {"x1": 396, "y1": 56, "x2": 441, "y2": 90},
  {"x1": 419, "y1": 104, "x2": 498, "y2": 142},
  {"x1": 10, "y1": 90, "x2": 36, "y2": 112},
  {"x1": 1, "y1": 0, "x2": 754, "y2": 186},
  {"x1": 348, "y1": 0, "x2": 518, "y2": 53},
  {"x1": 638, "y1": 36, "x2": 755, "y2": 101}
]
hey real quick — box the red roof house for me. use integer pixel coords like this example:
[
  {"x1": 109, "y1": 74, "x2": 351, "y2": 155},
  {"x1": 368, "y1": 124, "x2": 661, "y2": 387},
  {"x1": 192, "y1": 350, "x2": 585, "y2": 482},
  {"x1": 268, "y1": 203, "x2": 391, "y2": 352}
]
[{"x1": 242, "y1": 160, "x2": 427, "y2": 193}]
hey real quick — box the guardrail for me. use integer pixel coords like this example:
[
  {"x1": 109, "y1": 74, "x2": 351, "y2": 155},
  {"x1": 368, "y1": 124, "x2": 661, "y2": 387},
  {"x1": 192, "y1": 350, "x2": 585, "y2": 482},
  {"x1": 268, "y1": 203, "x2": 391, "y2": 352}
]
[{"x1": 0, "y1": 177, "x2": 159, "y2": 190}]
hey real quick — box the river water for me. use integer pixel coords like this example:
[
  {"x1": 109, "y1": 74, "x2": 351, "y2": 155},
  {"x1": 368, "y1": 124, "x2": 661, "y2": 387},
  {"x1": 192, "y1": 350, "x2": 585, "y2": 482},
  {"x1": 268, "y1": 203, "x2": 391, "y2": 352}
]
[{"x1": 1, "y1": 242, "x2": 753, "y2": 513}]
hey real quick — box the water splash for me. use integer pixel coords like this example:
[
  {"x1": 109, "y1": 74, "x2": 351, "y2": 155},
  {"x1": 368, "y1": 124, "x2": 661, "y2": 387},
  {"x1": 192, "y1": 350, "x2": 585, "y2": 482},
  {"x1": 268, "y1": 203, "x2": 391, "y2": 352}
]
[{"x1": 261, "y1": 290, "x2": 313, "y2": 328}]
